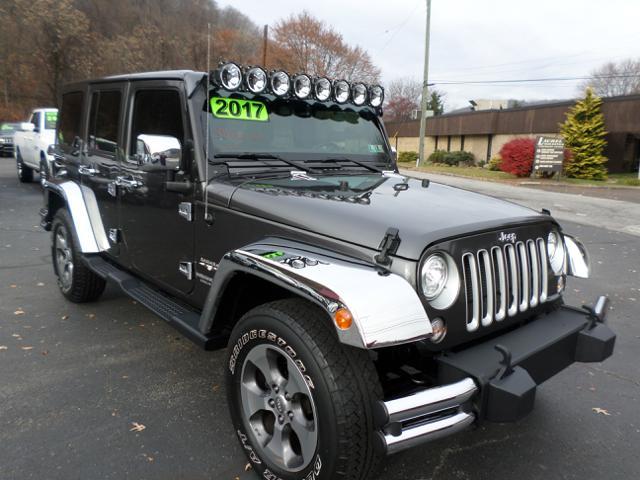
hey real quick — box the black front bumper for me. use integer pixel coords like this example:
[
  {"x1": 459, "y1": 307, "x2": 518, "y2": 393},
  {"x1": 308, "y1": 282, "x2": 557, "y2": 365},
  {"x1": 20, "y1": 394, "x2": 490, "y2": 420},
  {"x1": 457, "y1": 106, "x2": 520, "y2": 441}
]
[
  {"x1": 437, "y1": 302, "x2": 615, "y2": 422},
  {"x1": 375, "y1": 298, "x2": 615, "y2": 454}
]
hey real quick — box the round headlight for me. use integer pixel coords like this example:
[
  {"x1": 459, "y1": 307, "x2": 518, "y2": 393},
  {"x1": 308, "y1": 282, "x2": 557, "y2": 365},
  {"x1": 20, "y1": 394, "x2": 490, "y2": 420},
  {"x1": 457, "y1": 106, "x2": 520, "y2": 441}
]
[
  {"x1": 369, "y1": 85, "x2": 384, "y2": 107},
  {"x1": 219, "y1": 63, "x2": 242, "y2": 91},
  {"x1": 245, "y1": 67, "x2": 267, "y2": 93},
  {"x1": 420, "y1": 252, "x2": 460, "y2": 309},
  {"x1": 314, "y1": 77, "x2": 331, "y2": 101},
  {"x1": 270, "y1": 71, "x2": 290, "y2": 96},
  {"x1": 292, "y1": 74, "x2": 312, "y2": 99},
  {"x1": 334, "y1": 80, "x2": 350, "y2": 104},
  {"x1": 351, "y1": 83, "x2": 367, "y2": 106},
  {"x1": 547, "y1": 231, "x2": 565, "y2": 274},
  {"x1": 421, "y1": 254, "x2": 448, "y2": 300}
]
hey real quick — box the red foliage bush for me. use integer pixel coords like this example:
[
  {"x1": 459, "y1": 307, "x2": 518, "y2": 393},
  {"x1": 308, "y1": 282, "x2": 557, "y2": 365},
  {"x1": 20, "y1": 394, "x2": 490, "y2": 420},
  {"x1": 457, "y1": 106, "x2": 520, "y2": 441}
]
[{"x1": 499, "y1": 138, "x2": 536, "y2": 177}]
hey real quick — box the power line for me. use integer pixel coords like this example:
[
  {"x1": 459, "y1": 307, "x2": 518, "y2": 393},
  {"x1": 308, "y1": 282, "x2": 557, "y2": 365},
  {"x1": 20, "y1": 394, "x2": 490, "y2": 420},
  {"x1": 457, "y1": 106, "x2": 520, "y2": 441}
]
[{"x1": 431, "y1": 73, "x2": 640, "y2": 85}]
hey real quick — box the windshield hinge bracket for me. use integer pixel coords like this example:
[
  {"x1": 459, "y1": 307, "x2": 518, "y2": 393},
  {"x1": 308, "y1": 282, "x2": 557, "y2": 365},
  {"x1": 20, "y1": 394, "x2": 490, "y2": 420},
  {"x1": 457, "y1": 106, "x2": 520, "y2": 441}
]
[{"x1": 375, "y1": 227, "x2": 401, "y2": 266}]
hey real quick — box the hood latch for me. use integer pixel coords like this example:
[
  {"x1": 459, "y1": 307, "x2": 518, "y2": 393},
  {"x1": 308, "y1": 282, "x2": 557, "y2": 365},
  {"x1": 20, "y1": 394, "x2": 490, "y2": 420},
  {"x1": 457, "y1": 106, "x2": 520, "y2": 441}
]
[{"x1": 375, "y1": 227, "x2": 401, "y2": 266}]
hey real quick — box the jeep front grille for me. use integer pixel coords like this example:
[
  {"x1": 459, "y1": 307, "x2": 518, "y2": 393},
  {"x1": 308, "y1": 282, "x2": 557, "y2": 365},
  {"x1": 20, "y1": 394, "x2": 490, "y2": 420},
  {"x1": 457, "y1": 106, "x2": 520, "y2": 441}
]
[{"x1": 462, "y1": 239, "x2": 548, "y2": 332}]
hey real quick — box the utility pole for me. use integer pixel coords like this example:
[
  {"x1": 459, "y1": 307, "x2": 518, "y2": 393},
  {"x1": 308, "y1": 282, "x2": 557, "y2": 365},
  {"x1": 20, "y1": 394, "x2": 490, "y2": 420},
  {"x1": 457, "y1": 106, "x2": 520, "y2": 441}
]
[
  {"x1": 417, "y1": 0, "x2": 432, "y2": 167},
  {"x1": 262, "y1": 25, "x2": 269, "y2": 66}
]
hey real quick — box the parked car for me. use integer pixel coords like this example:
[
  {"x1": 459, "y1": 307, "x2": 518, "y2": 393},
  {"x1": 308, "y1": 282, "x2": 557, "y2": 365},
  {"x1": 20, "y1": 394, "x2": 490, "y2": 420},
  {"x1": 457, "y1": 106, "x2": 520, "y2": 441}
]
[
  {"x1": 0, "y1": 122, "x2": 21, "y2": 157},
  {"x1": 41, "y1": 67, "x2": 615, "y2": 480},
  {"x1": 13, "y1": 108, "x2": 58, "y2": 185}
]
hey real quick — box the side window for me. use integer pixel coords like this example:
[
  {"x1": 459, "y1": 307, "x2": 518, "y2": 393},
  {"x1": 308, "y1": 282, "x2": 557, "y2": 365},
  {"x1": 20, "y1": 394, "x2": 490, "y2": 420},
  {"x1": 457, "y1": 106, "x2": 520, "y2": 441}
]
[
  {"x1": 88, "y1": 90, "x2": 121, "y2": 154},
  {"x1": 58, "y1": 92, "x2": 84, "y2": 147},
  {"x1": 129, "y1": 89, "x2": 184, "y2": 162},
  {"x1": 31, "y1": 112, "x2": 40, "y2": 132}
]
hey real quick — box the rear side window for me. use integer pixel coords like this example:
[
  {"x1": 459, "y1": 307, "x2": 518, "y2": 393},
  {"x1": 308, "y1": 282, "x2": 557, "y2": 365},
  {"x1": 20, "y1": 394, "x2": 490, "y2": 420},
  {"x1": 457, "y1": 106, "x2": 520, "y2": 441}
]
[
  {"x1": 88, "y1": 90, "x2": 121, "y2": 154},
  {"x1": 129, "y1": 90, "x2": 184, "y2": 157},
  {"x1": 58, "y1": 92, "x2": 84, "y2": 147}
]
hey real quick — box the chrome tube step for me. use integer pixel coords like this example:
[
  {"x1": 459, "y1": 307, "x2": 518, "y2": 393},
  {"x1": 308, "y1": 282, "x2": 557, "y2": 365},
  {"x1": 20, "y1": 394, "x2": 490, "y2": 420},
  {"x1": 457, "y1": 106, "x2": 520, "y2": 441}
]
[{"x1": 374, "y1": 377, "x2": 478, "y2": 455}]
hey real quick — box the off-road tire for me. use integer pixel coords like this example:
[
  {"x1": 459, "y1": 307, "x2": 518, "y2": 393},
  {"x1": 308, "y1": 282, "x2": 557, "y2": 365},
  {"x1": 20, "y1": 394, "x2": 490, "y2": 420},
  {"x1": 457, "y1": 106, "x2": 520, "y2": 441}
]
[
  {"x1": 51, "y1": 209, "x2": 106, "y2": 302},
  {"x1": 226, "y1": 299, "x2": 382, "y2": 480},
  {"x1": 16, "y1": 149, "x2": 33, "y2": 183}
]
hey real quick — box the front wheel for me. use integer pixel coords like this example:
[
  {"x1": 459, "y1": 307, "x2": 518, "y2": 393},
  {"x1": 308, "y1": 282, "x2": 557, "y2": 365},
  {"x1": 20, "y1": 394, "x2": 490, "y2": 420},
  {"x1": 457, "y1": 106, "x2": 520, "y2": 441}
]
[
  {"x1": 226, "y1": 299, "x2": 382, "y2": 480},
  {"x1": 16, "y1": 149, "x2": 33, "y2": 183}
]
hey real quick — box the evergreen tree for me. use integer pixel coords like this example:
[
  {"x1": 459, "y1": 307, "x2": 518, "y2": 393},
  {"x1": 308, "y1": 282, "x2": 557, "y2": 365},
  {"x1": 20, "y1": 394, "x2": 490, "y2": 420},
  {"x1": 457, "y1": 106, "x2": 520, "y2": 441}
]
[
  {"x1": 560, "y1": 88, "x2": 608, "y2": 180},
  {"x1": 426, "y1": 90, "x2": 446, "y2": 116}
]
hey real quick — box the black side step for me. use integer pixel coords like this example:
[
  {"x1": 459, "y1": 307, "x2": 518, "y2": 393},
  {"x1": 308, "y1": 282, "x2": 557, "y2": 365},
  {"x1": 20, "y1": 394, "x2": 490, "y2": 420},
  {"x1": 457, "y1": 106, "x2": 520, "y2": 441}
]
[{"x1": 83, "y1": 254, "x2": 226, "y2": 350}]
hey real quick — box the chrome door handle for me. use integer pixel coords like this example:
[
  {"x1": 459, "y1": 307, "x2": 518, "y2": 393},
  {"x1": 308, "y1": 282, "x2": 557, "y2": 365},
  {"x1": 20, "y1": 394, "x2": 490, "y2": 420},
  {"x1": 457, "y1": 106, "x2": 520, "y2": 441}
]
[
  {"x1": 79, "y1": 165, "x2": 97, "y2": 176},
  {"x1": 115, "y1": 176, "x2": 143, "y2": 189}
]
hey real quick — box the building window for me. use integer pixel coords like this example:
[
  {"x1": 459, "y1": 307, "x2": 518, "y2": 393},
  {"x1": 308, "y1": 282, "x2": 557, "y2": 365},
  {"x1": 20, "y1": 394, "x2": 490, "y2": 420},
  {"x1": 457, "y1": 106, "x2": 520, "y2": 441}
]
[
  {"x1": 435, "y1": 136, "x2": 439, "y2": 150},
  {"x1": 487, "y1": 134, "x2": 493, "y2": 161},
  {"x1": 447, "y1": 135, "x2": 451, "y2": 152},
  {"x1": 461, "y1": 135, "x2": 465, "y2": 151}
]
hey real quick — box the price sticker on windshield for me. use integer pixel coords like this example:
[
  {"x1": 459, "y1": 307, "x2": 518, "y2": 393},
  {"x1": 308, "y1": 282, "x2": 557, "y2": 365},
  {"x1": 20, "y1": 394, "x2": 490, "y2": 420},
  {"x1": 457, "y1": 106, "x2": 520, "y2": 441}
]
[{"x1": 210, "y1": 97, "x2": 268, "y2": 122}]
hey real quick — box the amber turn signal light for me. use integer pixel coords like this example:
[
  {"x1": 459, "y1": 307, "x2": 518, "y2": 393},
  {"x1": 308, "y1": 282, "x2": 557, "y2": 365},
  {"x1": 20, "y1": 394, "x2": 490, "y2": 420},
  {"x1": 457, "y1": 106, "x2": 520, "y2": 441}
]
[{"x1": 334, "y1": 308, "x2": 353, "y2": 330}]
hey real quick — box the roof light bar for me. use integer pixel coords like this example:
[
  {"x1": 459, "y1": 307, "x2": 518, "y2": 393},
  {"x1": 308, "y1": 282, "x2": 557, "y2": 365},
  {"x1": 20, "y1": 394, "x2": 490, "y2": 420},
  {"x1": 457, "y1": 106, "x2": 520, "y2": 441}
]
[{"x1": 210, "y1": 62, "x2": 384, "y2": 108}]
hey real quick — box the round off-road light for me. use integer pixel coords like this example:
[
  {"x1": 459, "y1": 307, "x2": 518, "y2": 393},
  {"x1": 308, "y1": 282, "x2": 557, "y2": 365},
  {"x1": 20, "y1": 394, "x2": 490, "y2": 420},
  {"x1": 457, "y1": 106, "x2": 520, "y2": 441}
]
[
  {"x1": 314, "y1": 77, "x2": 331, "y2": 101},
  {"x1": 245, "y1": 67, "x2": 267, "y2": 93},
  {"x1": 292, "y1": 74, "x2": 312, "y2": 99},
  {"x1": 351, "y1": 83, "x2": 367, "y2": 105},
  {"x1": 270, "y1": 71, "x2": 290, "y2": 96},
  {"x1": 430, "y1": 318, "x2": 447, "y2": 343},
  {"x1": 219, "y1": 63, "x2": 242, "y2": 91},
  {"x1": 369, "y1": 85, "x2": 384, "y2": 107},
  {"x1": 334, "y1": 80, "x2": 350, "y2": 104}
]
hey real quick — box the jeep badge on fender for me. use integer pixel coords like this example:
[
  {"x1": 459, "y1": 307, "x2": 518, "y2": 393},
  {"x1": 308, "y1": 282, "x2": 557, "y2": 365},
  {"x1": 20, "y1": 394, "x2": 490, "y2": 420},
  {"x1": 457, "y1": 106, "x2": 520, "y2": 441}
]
[{"x1": 41, "y1": 65, "x2": 616, "y2": 480}]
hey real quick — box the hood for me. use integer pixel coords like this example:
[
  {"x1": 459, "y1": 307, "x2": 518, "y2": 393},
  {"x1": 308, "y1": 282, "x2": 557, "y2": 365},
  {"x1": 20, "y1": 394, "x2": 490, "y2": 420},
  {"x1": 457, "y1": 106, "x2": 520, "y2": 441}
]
[{"x1": 227, "y1": 173, "x2": 548, "y2": 260}]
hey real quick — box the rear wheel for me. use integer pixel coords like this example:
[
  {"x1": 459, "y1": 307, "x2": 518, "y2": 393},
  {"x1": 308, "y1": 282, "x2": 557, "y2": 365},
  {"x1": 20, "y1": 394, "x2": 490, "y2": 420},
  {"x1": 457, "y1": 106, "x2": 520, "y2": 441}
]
[
  {"x1": 51, "y1": 209, "x2": 106, "y2": 302},
  {"x1": 16, "y1": 149, "x2": 33, "y2": 183},
  {"x1": 226, "y1": 299, "x2": 382, "y2": 480},
  {"x1": 39, "y1": 156, "x2": 49, "y2": 188}
]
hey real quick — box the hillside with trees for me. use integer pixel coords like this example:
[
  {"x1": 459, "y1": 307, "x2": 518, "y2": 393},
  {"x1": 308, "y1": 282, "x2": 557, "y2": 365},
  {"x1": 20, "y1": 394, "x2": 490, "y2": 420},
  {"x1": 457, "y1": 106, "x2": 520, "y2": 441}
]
[{"x1": 0, "y1": 1, "x2": 379, "y2": 120}]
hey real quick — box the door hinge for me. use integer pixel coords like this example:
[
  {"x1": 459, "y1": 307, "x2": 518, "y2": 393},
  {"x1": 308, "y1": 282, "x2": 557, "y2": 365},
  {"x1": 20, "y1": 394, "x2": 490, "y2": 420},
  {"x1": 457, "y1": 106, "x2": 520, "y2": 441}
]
[
  {"x1": 178, "y1": 261, "x2": 193, "y2": 280},
  {"x1": 108, "y1": 228, "x2": 122, "y2": 244},
  {"x1": 178, "y1": 202, "x2": 193, "y2": 222}
]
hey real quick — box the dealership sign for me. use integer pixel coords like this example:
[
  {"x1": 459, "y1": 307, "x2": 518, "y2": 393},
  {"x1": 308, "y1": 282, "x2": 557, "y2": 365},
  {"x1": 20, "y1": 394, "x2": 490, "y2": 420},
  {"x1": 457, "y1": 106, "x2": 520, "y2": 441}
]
[{"x1": 533, "y1": 136, "x2": 565, "y2": 173}]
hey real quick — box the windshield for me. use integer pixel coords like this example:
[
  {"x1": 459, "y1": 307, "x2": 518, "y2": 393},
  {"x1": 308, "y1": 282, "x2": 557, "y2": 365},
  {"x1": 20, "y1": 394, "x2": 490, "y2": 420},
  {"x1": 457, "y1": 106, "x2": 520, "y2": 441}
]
[
  {"x1": 203, "y1": 94, "x2": 390, "y2": 163},
  {"x1": 0, "y1": 123, "x2": 19, "y2": 134}
]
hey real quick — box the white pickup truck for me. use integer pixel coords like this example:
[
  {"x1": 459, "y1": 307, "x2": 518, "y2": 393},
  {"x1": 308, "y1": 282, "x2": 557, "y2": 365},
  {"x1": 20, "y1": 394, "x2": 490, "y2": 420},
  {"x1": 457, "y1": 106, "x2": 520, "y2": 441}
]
[{"x1": 14, "y1": 108, "x2": 58, "y2": 186}]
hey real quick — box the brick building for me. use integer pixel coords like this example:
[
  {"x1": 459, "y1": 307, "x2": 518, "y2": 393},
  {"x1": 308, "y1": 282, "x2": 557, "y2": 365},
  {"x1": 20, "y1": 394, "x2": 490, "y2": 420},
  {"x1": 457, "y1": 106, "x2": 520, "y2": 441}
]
[{"x1": 385, "y1": 94, "x2": 640, "y2": 173}]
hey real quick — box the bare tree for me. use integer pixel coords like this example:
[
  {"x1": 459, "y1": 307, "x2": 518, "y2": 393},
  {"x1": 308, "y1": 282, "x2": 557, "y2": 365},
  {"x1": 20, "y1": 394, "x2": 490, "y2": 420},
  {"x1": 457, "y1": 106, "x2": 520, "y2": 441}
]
[
  {"x1": 581, "y1": 59, "x2": 640, "y2": 97},
  {"x1": 385, "y1": 78, "x2": 422, "y2": 120},
  {"x1": 271, "y1": 11, "x2": 380, "y2": 83}
]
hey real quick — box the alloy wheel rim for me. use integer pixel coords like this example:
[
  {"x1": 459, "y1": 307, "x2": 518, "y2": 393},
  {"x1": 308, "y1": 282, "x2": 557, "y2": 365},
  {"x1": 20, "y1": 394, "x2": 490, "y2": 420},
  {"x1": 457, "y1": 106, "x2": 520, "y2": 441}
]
[
  {"x1": 55, "y1": 226, "x2": 73, "y2": 292},
  {"x1": 240, "y1": 343, "x2": 318, "y2": 472}
]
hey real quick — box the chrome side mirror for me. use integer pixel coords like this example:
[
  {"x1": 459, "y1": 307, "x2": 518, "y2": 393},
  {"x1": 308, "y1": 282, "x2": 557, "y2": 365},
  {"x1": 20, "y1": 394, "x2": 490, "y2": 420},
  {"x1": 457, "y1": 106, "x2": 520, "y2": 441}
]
[
  {"x1": 20, "y1": 122, "x2": 35, "y2": 132},
  {"x1": 135, "y1": 134, "x2": 181, "y2": 170}
]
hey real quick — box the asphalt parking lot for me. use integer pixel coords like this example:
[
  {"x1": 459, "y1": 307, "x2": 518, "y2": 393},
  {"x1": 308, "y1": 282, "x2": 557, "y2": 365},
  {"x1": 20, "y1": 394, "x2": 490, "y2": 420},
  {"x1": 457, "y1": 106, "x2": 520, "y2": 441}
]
[{"x1": 1, "y1": 159, "x2": 639, "y2": 480}]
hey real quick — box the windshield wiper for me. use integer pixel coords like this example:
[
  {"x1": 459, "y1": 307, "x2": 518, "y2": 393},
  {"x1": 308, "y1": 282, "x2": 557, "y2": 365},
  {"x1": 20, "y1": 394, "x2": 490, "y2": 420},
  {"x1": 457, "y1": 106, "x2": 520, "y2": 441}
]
[
  {"x1": 212, "y1": 153, "x2": 314, "y2": 173},
  {"x1": 310, "y1": 157, "x2": 385, "y2": 173}
]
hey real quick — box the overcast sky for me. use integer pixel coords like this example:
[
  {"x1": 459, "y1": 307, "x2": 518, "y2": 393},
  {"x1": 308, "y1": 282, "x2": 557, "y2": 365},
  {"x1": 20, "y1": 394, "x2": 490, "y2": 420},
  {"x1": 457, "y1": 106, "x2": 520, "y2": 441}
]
[{"x1": 218, "y1": 0, "x2": 640, "y2": 110}]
